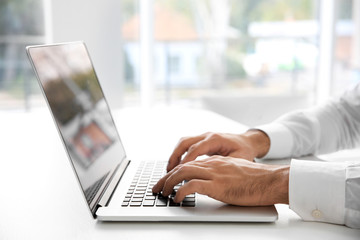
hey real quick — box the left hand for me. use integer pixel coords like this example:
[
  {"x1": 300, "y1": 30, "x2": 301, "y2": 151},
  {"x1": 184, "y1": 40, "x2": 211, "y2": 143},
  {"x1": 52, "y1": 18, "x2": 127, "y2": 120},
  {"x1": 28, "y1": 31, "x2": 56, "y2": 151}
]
[
  {"x1": 166, "y1": 130, "x2": 270, "y2": 172},
  {"x1": 152, "y1": 156, "x2": 289, "y2": 206}
]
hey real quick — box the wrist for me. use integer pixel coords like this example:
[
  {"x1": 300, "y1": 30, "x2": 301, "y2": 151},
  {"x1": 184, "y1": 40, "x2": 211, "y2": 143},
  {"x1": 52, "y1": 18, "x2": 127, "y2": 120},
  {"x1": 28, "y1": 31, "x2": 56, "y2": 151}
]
[
  {"x1": 243, "y1": 130, "x2": 270, "y2": 158},
  {"x1": 261, "y1": 165, "x2": 290, "y2": 205},
  {"x1": 274, "y1": 165, "x2": 290, "y2": 204}
]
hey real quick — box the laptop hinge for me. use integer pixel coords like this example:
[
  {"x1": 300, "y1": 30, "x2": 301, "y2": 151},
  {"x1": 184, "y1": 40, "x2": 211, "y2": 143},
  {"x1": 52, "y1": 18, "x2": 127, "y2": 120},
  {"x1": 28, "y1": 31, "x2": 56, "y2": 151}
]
[{"x1": 97, "y1": 158, "x2": 131, "y2": 208}]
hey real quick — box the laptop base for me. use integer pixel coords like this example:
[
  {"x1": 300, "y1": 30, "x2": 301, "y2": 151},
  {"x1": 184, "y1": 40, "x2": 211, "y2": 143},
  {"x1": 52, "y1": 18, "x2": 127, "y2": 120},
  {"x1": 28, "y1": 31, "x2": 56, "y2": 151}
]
[{"x1": 96, "y1": 204, "x2": 278, "y2": 222}]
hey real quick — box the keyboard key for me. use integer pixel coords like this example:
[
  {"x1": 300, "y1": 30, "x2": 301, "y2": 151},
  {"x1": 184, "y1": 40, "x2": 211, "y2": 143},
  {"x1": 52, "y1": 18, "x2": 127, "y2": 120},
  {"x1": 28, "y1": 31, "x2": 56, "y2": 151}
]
[
  {"x1": 135, "y1": 190, "x2": 146, "y2": 194},
  {"x1": 145, "y1": 196, "x2": 156, "y2": 200},
  {"x1": 122, "y1": 201, "x2": 129, "y2": 206},
  {"x1": 182, "y1": 201, "x2": 195, "y2": 207},
  {"x1": 156, "y1": 198, "x2": 168, "y2": 206},
  {"x1": 143, "y1": 200, "x2": 155, "y2": 206},
  {"x1": 133, "y1": 194, "x2": 144, "y2": 198},
  {"x1": 134, "y1": 189, "x2": 144, "y2": 192},
  {"x1": 131, "y1": 198, "x2": 143, "y2": 202},
  {"x1": 130, "y1": 202, "x2": 142, "y2": 207},
  {"x1": 183, "y1": 197, "x2": 195, "y2": 202}
]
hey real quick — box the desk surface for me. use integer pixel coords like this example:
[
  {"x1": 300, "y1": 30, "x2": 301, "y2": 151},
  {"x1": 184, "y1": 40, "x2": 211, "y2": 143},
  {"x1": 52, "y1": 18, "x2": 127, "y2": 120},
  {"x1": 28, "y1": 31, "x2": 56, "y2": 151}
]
[{"x1": 0, "y1": 107, "x2": 359, "y2": 239}]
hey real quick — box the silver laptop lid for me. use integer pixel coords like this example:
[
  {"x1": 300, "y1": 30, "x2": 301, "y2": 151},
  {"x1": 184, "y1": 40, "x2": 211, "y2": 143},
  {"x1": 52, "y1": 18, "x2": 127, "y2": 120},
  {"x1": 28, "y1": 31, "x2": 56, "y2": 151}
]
[{"x1": 27, "y1": 42, "x2": 127, "y2": 216}]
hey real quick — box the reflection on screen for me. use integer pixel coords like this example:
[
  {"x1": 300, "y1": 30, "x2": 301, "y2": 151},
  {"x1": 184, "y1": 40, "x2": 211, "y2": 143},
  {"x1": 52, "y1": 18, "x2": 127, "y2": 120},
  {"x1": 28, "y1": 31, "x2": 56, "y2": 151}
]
[{"x1": 28, "y1": 43, "x2": 126, "y2": 205}]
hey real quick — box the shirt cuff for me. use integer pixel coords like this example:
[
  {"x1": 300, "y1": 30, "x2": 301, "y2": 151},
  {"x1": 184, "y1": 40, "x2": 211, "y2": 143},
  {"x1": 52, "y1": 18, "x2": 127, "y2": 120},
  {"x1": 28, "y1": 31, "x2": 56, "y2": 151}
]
[
  {"x1": 289, "y1": 159, "x2": 347, "y2": 225},
  {"x1": 255, "y1": 123, "x2": 293, "y2": 159}
]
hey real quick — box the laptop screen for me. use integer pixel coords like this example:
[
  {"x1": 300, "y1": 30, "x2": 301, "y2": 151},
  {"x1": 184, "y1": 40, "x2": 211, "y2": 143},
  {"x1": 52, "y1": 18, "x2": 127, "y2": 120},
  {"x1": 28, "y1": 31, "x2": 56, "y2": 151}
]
[{"x1": 27, "y1": 42, "x2": 126, "y2": 207}]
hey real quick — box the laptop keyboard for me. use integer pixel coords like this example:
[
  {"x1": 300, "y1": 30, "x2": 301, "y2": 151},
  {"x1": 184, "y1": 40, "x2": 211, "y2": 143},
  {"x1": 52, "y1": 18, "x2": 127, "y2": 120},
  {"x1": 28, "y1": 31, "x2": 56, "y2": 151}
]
[{"x1": 121, "y1": 161, "x2": 196, "y2": 207}]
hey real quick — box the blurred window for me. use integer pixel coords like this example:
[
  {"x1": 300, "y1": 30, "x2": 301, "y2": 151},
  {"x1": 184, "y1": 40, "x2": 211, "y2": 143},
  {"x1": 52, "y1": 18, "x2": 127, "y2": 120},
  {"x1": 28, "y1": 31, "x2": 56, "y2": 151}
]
[
  {"x1": 0, "y1": 0, "x2": 45, "y2": 109},
  {"x1": 122, "y1": 0, "x2": 320, "y2": 107},
  {"x1": 169, "y1": 55, "x2": 180, "y2": 74},
  {"x1": 2, "y1": 0, "x2": 359, "y2": 113},
  {"x1": 333, "y1": 0, "x2": 360, "y2": 95}
]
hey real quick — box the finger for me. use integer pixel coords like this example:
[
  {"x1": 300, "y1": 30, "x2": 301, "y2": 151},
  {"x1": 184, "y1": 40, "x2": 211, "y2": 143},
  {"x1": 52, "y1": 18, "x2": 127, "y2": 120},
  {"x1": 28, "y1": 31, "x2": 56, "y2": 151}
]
[
  {"x1": 181, "y1": 138, "x2": 217, "y2": 165},
  {"x1": 167, "y1": 135, "x2": 205, "y2": 172},
  {"x1": 162, "y1": 164, "x2": 212, "y2": 196},
  {"x1": 152, "y1": 165, "x2": 180, "y2": 193},
  {"x1": 174, "y1": 179, "x2": 211, "y2": 203}
]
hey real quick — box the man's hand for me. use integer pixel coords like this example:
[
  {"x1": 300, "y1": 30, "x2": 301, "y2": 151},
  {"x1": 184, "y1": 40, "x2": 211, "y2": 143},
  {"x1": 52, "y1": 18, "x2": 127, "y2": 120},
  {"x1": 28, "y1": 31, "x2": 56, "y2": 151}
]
[
  {"x1": 153, "y1": 156, "x2": 289, "y2": 206},
  {"x1": 167, "y1": 130, "x2": 270, "y2": 172}
]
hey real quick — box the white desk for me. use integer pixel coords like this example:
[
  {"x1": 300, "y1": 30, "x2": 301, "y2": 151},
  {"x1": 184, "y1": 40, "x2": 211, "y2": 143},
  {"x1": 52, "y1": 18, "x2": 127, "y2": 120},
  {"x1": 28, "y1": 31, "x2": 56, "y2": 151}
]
[{"x1": 0, "y1": 107, "x2": 359, "y2": 239}]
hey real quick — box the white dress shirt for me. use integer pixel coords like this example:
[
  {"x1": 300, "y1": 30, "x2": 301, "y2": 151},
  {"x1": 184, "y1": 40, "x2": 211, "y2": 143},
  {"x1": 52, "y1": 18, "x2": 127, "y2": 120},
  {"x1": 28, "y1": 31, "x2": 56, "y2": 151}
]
[{"x1": 257, "y1": 83, "x2": 360, "y2": 229}]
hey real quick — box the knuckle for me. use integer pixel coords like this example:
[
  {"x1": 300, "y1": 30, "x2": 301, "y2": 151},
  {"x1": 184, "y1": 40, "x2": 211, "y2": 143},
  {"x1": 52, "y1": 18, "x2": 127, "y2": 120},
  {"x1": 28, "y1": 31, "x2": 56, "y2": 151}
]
[
  {"x1": 176, "y1": 166, "x2": 184, "y2": 175},
  {"x1": 177, "y1": 164, "x2": 191, "y2": 174},
  {"x1": 188, "y1": 144, "x2": 197, "y2": 153},
  {"x1": 177, "y1": 165, "x2": 185, "y2": 174},
  {"x1": 208, "y1": 132, "x2": 222, "y2": 140},
  {"x1": 202, "y1": 131, "x2": 215, "y2": 138},
  {"x1": 172, "y1": 164, "x2": 182, "y2": 172},
  {"x1": 209, "y1": 132, "x2": 220, "y2": 138}
]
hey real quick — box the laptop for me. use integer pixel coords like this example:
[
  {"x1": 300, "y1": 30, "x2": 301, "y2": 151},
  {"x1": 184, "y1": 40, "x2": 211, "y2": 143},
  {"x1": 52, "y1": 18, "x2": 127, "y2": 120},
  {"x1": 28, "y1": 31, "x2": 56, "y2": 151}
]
[{"x1": 26, "y1": 41, "x2": 278, "y2": 222}]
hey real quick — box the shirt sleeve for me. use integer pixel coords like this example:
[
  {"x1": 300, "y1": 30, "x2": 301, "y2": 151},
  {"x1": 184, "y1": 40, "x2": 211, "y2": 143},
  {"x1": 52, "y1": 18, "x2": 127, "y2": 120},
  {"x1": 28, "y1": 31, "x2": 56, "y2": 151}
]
[
  {"x1": 289, "y1": 159, "x2": 360, "y2": 229},
  {"x1": 257, "y1": 83, "x2": 360, "y2": 159},
  {"x1": 255, "y1": 83, "x2": 360, "y2": 228},
  {"x1": 255, "y1": 123, "x2": 294, "y2": 159}
]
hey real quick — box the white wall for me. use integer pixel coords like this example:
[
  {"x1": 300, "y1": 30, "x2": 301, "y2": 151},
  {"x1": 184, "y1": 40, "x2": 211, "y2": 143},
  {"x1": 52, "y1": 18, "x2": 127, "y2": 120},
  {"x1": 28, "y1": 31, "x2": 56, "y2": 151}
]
[{"x1": 50, "y1": 0, "x2": 124, "y2": 108}]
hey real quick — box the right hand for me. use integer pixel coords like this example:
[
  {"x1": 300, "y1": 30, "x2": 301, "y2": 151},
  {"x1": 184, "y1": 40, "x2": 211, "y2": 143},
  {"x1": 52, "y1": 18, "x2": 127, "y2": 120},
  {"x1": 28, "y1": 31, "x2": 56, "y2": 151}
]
[
  {"x1": 154, "y1": 156, "x2": 289, "y2": 206},
  {"x1": 166, "y1": 130, "x2": 270, "y2": 172}
]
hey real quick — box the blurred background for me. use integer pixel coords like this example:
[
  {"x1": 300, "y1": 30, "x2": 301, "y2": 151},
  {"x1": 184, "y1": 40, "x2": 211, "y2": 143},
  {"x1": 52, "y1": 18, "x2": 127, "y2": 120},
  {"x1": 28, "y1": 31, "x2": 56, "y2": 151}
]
[{"x1": 1, "y1": 0, "x2": 359, "y2": 126}]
